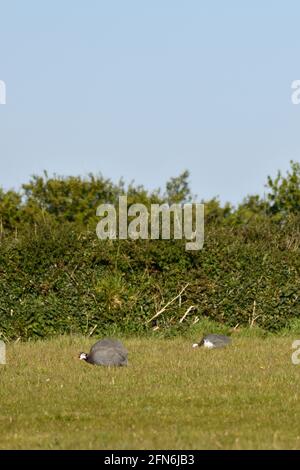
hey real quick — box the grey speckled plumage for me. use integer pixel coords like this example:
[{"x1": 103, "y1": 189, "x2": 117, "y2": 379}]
[
  {"x1": 79, "y1": 338, "x2": 128, "y2": 366},
  {"x1": 193, "y1": 334, "x2": 231, "y2": 349}
]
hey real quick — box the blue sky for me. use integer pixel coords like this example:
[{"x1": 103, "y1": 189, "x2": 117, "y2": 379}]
[{"x1": 0, "y1": 1, "x2": 300, "y2": 204}]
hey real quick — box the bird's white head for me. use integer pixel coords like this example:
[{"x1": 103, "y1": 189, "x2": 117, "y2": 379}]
[{"x1": 79, "y1": 352, "x2": 88, "y2": 361}]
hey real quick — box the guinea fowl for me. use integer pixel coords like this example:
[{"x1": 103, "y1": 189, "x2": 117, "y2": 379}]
[
  {"x1": 192, "y1": 334, "x2": 231, "y2": 349},
  {"x1": 79, "y1": 338, "x2": 128, "y2": 366}
]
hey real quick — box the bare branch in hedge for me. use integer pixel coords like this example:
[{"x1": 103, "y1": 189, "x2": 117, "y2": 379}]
[{"x1": 146, "y1": 284, "x2": 189, "y2": 324}]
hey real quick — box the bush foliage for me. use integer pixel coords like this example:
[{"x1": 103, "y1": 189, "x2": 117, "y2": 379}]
[{"x1": 1, "y1": 164, "x2": 300, "y2": 339}]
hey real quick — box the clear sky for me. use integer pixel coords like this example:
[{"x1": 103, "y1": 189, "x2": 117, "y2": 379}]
[{"x1": 0, "y1": 1, "x2": 300, "y2": 205}]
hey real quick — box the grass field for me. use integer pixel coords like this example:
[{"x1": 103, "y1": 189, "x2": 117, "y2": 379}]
[{"x1": 0, "y1": 334, "x2": 300, "y2": 449}]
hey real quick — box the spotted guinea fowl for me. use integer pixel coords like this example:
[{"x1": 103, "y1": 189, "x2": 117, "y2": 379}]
[
  {"x1": 192, "y1": 334, "x2": 231, "y2": 349},
  {"x1": 79, "y1": 338, "x2": 128, "y2": 366}
]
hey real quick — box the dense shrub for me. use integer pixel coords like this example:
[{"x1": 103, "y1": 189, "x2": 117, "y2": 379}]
[
  {"x1": 1, "y1": 164, "x2": 300, "y2": 339},
  {"x1": 0, "y1": 215, "x2": 300, "y2": 339}
]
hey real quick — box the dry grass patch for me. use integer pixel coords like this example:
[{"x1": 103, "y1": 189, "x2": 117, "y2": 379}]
[{"x1": 0, "y1": 335, "x2": 299, "y2": 449}]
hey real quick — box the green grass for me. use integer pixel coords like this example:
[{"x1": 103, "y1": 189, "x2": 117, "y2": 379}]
[{"x1": 0, "y1": 334, "x2": 300, "y2": 449}]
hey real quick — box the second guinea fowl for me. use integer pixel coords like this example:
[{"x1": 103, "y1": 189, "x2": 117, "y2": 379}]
[
  {"x1": 79, "y1": 338, "x2": 128, "y2": 366},
  {"x1": 192, "y1": 334, "x2": 231, "y2": 349}
]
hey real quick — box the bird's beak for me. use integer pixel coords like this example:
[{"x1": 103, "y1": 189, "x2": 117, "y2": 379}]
[{"x1": 192, "y1": 343, "x2": 199, "y2": 348}]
